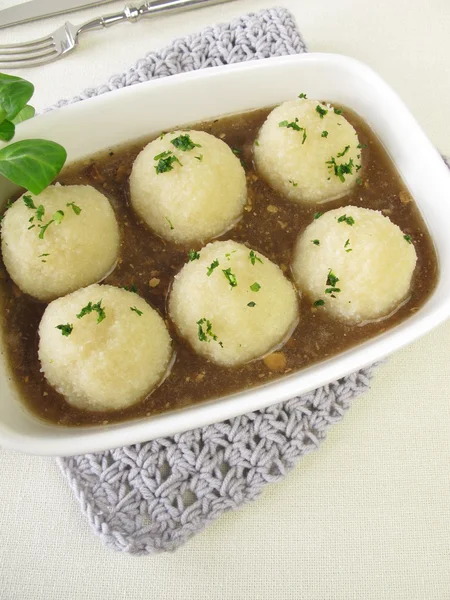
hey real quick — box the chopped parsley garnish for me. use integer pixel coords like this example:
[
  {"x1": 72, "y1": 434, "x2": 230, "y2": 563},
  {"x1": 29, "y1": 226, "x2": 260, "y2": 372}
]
[
  {"x1": 337, "y1": 145, "x2": 350, "y2": 158},
  {"x1": 249, "y1": 250, "x2": 263, "y2": 265},
  {"x1": 334, "y1": 108, "x2": 343, "y2": 115},
  {"x1": 279, "y1": 118, "x2": 306, "y2": 143},
  {"x1": 36, "y1": 205, "x2": 45, "y2": 221},
  {"x1": 250, "y1": 282, "x2": 261, "y2": 292},
  {"x1": 298, "y1": 93, "x2": 307, "y2": 99},
  {"x1": 254, "y1": 139, "x2": 260, "y2": 146},
  {"x1": 170, "y1": 134, "x2": 201, "y2": 152},
  {"x1": 337, "y1": 214, "x2": 355, "y2": 226},
  {"x1": 197, "y1": 319, "x2": 208, "y2": 341},
  {"x1": 344, "y1": 239, "x2": 352, "y2": 252},
  {"x1": 154, "y1": 150, "x2": 182, "y2": 174},
  {"x1": 123, "y1": 284, "x2": 138, "y2": 293},
  {"x1": 404, "y1": 234, "x2": 412, "y2": 244},
  {"x1": 356, "y1": 164, "x2": 362, "y2": 172},
  {"x1": 315, "y1": 105, "x2": 328, "y2": 119},
  {"x1": 195, "y1": 154, "x2": 203, "y2": 161},
  {"x1": 154, "y1": 150, "x2": 171, "y2": 160},
  {"x1": 130, "y1": 306, "x2": 143, "y2": 316},
  {"x1": 222, "y1": 268, "x2": 237, "y2": 288},
  {"x1": 23, "y1": 197, "x2": 46, "y2": 229},
  {"x1": 56, "y1": 323, "x2": 73, "y2": 337},
  {"x1": 356, "y1": 177, "x2": 362, "y2": 185},
  {"x1": 247, "y1": 302, "x2": 256, "y2": 307},
  {"x1": 225, "y1": 251, "x2": 236, "y2": 260},
  {"x1": 23, "y1": 195, "x2": 36, "y2": 210},
  {"x1": 326, "y1": 270, "x2": 340, "y2": 287},
  {"x1": 279, "y1": 118, "x2": 302, "y2": 131},
  {"x1": 165, "y1": 217, "x2": 174, "y2": 230},
  {"x1": 321, "y1": 131, "x2": 328, "y2": 138},
  {"x1": 357, "y1": 143, "x2": 368, "y2": 149},
  {"x1": 289, "y1": 179, "x2": 298, "y2": 187},
  {"x1": 312, "y1": 239, "x2": 320, "y2": 246},
  {"x1": 313, "y1": 212, "x2": 323, "y2": 219},
  {"x1": 76, "y1": 300, "x2": 106, "y2": 324},
  {"x1": 39, "y1": 252, "x2": 50, "y2": 262},
  {"x1": 206, "y1": 259, "x2": 219, "y2": 276},
  {"x1": 326, "y1": 157, "x2": 354, "y2": 182},
  {"x1": 38, "y1": 220, "x2": 53, "y2": 239},
  {"x1": 314, "y1": 299, "x2": 325, "y2": 307},
  {"x1": 53, "y1": 210, "x2": 64, "y2": 225},
  {"x1": 188, "y1": 249, "x2": 200, "y2": 261},
  {"x1": 325, "y1": 270, "x2": 341, "y2": 297},
  {"x1": 66, "y1": 201, "x2": 81, "y2": 215},
  {"x1": 197, "y1": 318, "x2": 223, "y2": 347},
  {"x1": 37, "y1": 209, "x2": 65, "y2": 238}
]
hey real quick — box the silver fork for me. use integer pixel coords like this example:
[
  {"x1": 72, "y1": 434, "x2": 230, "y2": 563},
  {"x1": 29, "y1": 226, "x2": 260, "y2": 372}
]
[{"x1": 0, "y1": 0, "x2": 234, "y2": 69}]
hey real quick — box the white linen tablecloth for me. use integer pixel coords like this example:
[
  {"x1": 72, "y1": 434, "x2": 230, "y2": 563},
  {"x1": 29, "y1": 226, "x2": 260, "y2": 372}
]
[{"x1": 0, "y1": 1, "x2": 449, "y2": 598}]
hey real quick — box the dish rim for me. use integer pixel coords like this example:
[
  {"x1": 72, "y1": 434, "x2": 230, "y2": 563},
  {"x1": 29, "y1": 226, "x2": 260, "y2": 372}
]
[{"x1": 1, "y1": 51, "x2": 449, "y2": 456}]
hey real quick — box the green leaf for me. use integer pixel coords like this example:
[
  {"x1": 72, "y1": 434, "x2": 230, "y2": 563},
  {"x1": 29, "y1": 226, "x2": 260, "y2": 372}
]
[
  {"x1": 11, "y1": 105, "x2": 35, "y2": 125},
  {"x1": 0, "y1": 105, "x2": 6, "y2": 125},
  {"x1": 0, "y1": 73, "x2": 34, "y2": 121},
  {"x1": 0, "y1": 120, "x2": 15, "y2": 142},
  {"x1": 0, "y1": 139, "x2": 67, "y2": 195}
]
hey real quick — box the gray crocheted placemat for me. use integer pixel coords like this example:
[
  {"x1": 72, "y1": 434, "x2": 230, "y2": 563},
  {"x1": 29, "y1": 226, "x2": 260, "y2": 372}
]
[{"x1": 56, "y1": 7, "x2": 379, "y2": 555}]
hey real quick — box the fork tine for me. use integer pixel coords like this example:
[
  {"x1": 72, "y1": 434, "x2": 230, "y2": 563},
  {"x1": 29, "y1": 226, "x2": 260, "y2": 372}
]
[
  {"x1": 0, "y1": 41, "x2": 55, "y2": 56},
  {"x1": 0, "y1": 35, "x2": 54, "y2": 51},
  {"x1": 0, "y1": 49, "x2": 60, "y2": 69}
]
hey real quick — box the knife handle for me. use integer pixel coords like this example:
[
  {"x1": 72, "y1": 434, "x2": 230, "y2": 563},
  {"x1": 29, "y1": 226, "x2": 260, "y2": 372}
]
[
  {"x1": 141, "y1": 0, "x2": 234, "y2": 17},
  {"x1": 78, "y1": 0, "x2": 234, "y2": 34}
]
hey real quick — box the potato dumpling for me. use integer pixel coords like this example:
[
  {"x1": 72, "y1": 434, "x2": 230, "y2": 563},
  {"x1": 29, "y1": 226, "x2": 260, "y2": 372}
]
[
  {"x1": 39, "y1": 284, "x2": 172, "y2": 411},
  {"x1": 291, "y1": 206, "x2": 417, "y2": 323},
  {"x1": 169, "y1": 240, "x2": 299, "y2": 366},
  {"x1": 130, "y1": 130, "x2": 247, "y2": 244},
  {"x1": 254, "y1": 99, "x2": 361, "y2": 203},
  {"x1": 1, "y1": 185, "x2": 120, "y2": 301}
]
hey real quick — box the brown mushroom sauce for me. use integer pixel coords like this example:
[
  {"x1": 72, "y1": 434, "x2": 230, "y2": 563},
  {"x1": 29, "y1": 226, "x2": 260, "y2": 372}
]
[{"x1": 0, "y1": 106, "x2": 438, "y2": 426}]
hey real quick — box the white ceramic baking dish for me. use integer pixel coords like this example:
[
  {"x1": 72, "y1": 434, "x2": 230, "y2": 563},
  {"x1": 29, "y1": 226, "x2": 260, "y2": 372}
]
[{"x1": 1, "y1": 53, "x2": 449, "y2": 456}]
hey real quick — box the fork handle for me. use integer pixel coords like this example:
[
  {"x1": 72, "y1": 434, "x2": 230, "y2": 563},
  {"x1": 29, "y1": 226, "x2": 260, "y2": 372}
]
[{"x1": 77, "y1": 0, "x2": 234, "y2": 35}]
